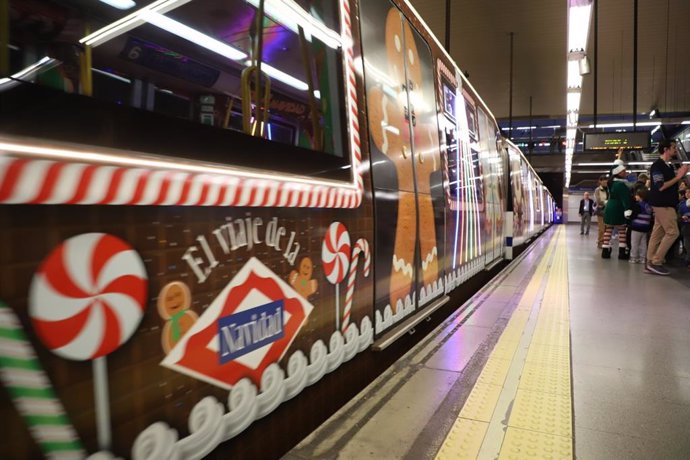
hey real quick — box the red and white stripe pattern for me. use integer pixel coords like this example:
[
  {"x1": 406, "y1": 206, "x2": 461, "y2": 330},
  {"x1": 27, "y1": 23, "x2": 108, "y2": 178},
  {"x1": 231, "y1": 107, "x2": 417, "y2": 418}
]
[
  {"x1": 0, "y1": 2, "x2": 364, "y2": 209},
  {"x1": 322, "y1": 222, "x2": 351, "y2": 285},
  {"x1": 29, "y1": 233, "x2": 148, "y2": 361},
  {"x1": 341, "y1": 0, "x2": 364, "y2": 196},
  {"x1": 0, "y1": 156, "x2": 361, "y2": 208},
  {"x1": 342, "y1": 238, "x2": 370, "y2": 333}
]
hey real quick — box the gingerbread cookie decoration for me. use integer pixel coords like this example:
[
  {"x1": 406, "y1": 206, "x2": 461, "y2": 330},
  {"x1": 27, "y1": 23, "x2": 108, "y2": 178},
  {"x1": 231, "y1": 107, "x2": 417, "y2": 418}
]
[
  {"x1": 289, "y1": 257, "x2": 318, "y2": 299},
  {"x1": 157, "y1": 281, "x2": 198, "y2": 354},
  {"x1": 365, "y1": 7, "x2": 443, "y2": 309}
]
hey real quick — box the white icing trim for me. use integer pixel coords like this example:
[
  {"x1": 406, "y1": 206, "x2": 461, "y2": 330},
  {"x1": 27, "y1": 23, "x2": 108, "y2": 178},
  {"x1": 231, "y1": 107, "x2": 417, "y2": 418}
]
[{"x1": 130, "y1": 317, "x2": 374, "y2": 459}]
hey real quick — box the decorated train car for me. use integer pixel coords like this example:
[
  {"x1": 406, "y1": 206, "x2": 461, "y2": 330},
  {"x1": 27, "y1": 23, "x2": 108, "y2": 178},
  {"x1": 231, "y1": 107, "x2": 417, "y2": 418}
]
[{"x1": 0, "y1": 0, "x2": 553, "y2": 458}]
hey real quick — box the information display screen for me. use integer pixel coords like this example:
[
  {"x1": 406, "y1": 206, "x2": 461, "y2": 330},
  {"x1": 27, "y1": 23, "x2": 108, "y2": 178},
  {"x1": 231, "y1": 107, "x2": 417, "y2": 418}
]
[
  {"x1": 442, "y1": 82, "x2": 456, "y2": 120},
  {"x1": 584, "y1": 132, "x2": 650, "y2": 150}
]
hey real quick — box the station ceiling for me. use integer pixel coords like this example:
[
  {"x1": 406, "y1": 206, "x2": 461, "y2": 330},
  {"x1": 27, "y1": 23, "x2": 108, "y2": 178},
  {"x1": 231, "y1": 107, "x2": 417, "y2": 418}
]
[{"x1": 409, "y1": 0, "x2": 690, "y2": 121}]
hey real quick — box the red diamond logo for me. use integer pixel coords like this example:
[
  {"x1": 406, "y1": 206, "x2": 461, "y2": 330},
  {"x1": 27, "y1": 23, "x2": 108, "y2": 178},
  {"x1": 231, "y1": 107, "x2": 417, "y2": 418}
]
[{"x1": 161, "y1": 257, "x2": 314, "y2": 389}]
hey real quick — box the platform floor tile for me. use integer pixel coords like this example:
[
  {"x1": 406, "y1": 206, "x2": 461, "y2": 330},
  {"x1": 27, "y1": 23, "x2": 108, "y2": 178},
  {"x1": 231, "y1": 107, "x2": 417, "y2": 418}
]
[
  {"x1": 498, "y1": 427, "x2": 572, "y2": 460},
  {"x1": 435, "y1": 418, "x2": 488, "y2": 460}
]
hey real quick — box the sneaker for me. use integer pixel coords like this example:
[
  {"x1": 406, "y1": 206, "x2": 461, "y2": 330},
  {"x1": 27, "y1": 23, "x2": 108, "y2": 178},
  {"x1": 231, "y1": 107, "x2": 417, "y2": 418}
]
[
  {"x1": 646, "y1": 263, "x2": 670, "y2": 275},
  {"x1": 628, "y1": 258, "x2": 637, "y2": 264}
]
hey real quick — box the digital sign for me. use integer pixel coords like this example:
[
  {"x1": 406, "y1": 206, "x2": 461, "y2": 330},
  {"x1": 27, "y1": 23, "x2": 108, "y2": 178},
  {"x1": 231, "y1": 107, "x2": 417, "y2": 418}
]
[{"x1": 584, "y1": 132, "x2": 650, "y2": 151}]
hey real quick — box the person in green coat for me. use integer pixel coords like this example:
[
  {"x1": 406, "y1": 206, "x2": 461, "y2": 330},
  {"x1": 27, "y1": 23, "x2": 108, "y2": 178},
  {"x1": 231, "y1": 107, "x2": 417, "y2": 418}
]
[{"x1": 602, "y1": 164, "x2": 633, "y2": 259}]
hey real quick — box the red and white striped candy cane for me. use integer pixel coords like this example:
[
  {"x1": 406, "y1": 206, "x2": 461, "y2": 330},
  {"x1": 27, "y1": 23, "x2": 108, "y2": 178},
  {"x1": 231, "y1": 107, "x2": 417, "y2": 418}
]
[{"x1": 342, "y1": 238, "x2": 370, "y2": 333}]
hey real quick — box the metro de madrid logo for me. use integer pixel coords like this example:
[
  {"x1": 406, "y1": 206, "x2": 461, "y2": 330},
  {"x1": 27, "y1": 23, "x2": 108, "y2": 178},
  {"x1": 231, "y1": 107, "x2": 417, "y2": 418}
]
[
  {"x1": 161, "y1": 257, "x2": 313, "y2": 389},
  {"x1": 217, "y1": 300, "x2": 285, "y2": 364}
]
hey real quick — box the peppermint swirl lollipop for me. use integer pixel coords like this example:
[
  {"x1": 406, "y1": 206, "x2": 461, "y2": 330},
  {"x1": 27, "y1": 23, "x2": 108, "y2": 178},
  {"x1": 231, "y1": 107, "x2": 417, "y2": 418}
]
[
  {"x1": 321, "y1": 222, "x2": 351, "y2": 285},
  {"x1": 321, "y1": 222, "x2": 351, "y2": 331},
  {"x1": 29, "y1": 233, "x2": 148, "y2": 360},
  {"x1": 29, "y1": 232, "x2": 148, "y2": 451}
]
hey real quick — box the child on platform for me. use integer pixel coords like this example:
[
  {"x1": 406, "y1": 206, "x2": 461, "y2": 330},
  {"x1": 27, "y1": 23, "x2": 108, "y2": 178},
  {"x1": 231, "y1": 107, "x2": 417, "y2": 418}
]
[
  {"x1": 678, "y1": 188, "x2": 690, "y2": 269},
  {"x1": 629, "y1": 188, "x2": 653, "y2": 264}
]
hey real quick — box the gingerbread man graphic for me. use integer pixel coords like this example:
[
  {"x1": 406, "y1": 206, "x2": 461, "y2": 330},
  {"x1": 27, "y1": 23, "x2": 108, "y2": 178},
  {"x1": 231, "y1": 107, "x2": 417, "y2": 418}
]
[
  {"x1": 366, "y1": 8, "x2": 441, "y2": 309},
  {"x1": 157, "y1": 281, "x2": 198, "y2": 353},
  {"x1": 289, "y1": 257, "x2": 318, "y2": 299}
]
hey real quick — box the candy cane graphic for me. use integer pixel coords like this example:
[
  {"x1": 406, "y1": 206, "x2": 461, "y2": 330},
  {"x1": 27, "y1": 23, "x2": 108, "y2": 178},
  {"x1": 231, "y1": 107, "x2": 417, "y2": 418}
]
[
  {"x1": 0, "y1": 301, "x2": 85, "y2": 459},
  {"x1": 29, "y1": 233, "x2": 148, "y2": 451},
  {"x1": 342, "y1": 238, "x2": 370, "y2": 333},
  {"x1": 321, "y1": 222, "x2": 351, "y2": 330}
]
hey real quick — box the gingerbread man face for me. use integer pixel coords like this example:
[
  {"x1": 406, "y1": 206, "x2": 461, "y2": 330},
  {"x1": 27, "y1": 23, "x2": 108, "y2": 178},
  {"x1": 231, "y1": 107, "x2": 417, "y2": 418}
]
[
  {"x1": 289, "y1": 257, "x2": 318, "y2": 299},
  {"x1": 385, "y1": 10, "x2": 422, "y2": 92},
  {"x1": 157, "y1": 281, "x2": 191, "y2": 320},
  {"x1": 299, "y1": 257, "x2": 313, "y2": 279}
]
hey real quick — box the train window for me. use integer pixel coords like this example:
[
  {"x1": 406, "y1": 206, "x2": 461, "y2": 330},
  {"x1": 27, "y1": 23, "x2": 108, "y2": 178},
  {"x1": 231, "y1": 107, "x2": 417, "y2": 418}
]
[{"x1": 2, "y1": 0, "x2": 348, "y2": 176}]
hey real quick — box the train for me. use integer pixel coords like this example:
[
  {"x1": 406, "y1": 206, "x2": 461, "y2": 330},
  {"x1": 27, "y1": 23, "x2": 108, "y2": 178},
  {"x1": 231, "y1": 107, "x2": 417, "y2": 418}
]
[{"x1": 0, "y1": 0, "x2": 553, "y2": 458}]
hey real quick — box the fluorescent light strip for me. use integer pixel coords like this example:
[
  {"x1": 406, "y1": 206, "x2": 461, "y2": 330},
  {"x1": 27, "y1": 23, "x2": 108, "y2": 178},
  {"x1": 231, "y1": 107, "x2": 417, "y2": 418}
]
[
  {"x1": 568, "y1": 3, "x2": 592, "y2": 51},
  {"x1": 566, "y1": 0, "x2": 593, "y2": 189},
  {"x1": 0, "y1": 57, "x2": 57, "y2": 90},
  {"x1": 99, "y1": 0, "x2": 137, "y2": 10},
  {"x1": 567, "y1": 60, "x2": 582, "y2": 88},
  {"x1": 245, "y1": 0, "x2": 341, "y2": 49},
  {"x1": 244, "y1": 60, "x2": 307, "y2": 91},
  {"x1": 92, "y1": 68, "x2": 132, "y2": 83},
  {"x1": 586, "y1": 122, "x2": 661, "y2": 128},
  {"x1": 80, "y1": 0, "x2": 192, "y2": 47},
  {"x1": 144, "y1": 12, "x2": 246, "y2": 60}
]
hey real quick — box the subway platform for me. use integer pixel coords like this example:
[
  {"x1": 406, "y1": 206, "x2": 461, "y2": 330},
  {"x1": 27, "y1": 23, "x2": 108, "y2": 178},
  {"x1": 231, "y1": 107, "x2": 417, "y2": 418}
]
[{"x1": 284, "y1": 224, "x2": 690, "y2": 460}]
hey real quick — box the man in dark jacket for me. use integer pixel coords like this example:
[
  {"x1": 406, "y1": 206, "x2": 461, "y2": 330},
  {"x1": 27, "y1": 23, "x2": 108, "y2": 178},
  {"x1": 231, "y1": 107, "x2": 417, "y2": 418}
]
[
  {"x1": 578, "y1": 192, "x2": 595, "y2": 235},
  {"x1": 645, "y1": 140, "x2": 689, "y2": 275}
]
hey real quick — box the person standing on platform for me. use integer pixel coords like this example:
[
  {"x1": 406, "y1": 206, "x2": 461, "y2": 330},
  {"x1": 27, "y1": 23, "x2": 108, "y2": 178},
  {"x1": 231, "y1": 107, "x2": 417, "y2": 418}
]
[
  {"x1": 629, "y1": 188, "x2": 652, "y2": 264},
  {"x1": 602, "y1": 164, "x2": 632, "y2": 260},
  {"x1": 594, "y1": 175, "x2": 609, "y2": 248},
  {"x1": 678, "y1": 188, "x2": 690, "y2": 269},
  {"x1": 579, "y1": 192, "x2": 595, "y2": 235},
  {"x1": 645, "y1": 140, "x2": 689, "y2": 275}
]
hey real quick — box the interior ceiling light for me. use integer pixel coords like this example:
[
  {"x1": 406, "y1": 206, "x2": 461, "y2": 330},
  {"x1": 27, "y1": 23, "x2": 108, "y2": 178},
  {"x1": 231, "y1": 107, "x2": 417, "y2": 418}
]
[
  {"x1": 245, "y1": 0, "x2": 341, "y2": 49},
  {"x1": 244, "y1": 60, "x2": 308, "y2": 91},
  {"x1": 81, "y1": 0, "x2": 192, "y2": 47},
  {"x1": 143, "y1": 11, "x2": 247, "y2": 61},
  {"x1": 0, "y1": 57, "x2": 57, "y2": 91},
  {"x1": 99, "y1": 0, "x2": 137, "y2": 9}
]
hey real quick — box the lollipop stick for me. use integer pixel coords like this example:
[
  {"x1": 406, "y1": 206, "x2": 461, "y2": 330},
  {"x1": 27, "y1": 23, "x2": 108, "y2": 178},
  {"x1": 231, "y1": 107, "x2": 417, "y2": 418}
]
[
  {"x1": 335, "y1": 285, "x2": 340, "y2": 331},
  {"x1": 93, "y1": 356, "x2": 111, "y2": 450}
]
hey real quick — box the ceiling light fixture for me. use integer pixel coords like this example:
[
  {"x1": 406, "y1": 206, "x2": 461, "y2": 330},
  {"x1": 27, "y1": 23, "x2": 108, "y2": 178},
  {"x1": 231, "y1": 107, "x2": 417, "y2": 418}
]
[
  {"x1": 244, "y1": 0, "x2": 342, "y2": 49},
  {"x1": 244, "y1": 60, "x2": 307, "y2": 91},
  {"x1": 565, "y1": 0, "x2": 593, "y2": 188},
  {"x1": 0, "y1": 57, "x2": 57, "y2": 91},
  {"x1": 81, "y1": 0, "x2": 192, "y2": 47},
  {"x1": 99, "y1": 0, "x2": 137, "y2": 10},
  {"x1": 143, "y1": 11, "x2": 247, "y2": 61}
]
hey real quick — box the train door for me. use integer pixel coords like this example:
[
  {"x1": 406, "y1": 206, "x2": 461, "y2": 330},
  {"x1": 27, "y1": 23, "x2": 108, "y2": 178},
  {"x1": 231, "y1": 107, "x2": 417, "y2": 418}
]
[
  {"x1": 508, "y1": 147, "x2": 526, "y2": 244},
  {"x1": 462, "y1": 93, "x2": 485, "y2": 263},
  {"x1": 359, "y1": 0, "x2": 445, "y2": 338},
  {"x1": 477, "y1": 108, "x2": 503, "y2": 264}
]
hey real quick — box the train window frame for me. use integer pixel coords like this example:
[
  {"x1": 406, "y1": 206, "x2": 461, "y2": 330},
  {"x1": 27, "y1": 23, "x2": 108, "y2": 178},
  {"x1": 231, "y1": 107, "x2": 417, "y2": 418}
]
[{"x1": 0, "y1": 0, "x2": 360, "y2": 188}]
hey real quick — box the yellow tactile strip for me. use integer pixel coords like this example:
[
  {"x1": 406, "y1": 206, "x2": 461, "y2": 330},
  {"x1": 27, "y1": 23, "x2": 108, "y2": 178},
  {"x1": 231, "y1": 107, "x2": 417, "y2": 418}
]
[
  {"x1": 458, "y1": 382, "x2": 503, "y2": 423},
  {"x1": 436, "y1": 419, "x2": 489, "y2": 460},
  {"x1": 435, "y1": 227, "x2": 572, "y2": 460},
  {"x1": 499, "y1": 427, "x2": 573, "y2": 460},
  {"x1": 509, "y1": 388, "x2": 573, "y2": 438}
]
